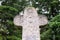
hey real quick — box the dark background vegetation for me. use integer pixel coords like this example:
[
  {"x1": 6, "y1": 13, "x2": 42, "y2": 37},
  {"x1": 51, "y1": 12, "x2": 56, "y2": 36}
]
[{"x1": 0, "y1": 0, "x2": 60, "y2": 40}]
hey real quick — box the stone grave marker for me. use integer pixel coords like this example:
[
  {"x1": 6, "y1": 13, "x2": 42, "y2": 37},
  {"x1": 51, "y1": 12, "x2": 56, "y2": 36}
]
[{"x1": 13, "y1": 7, "x2": 48, "y2": 40}]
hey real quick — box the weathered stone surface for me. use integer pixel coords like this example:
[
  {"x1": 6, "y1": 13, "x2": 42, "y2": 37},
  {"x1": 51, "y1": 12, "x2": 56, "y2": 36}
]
[
  {"x1": 38, "y1": 15, "x2": 48, "y2": 26},
  {"x1": 13, "y1": 7, "x2": 48, "y2": 40},
  {"x1": 13, "y1": 15, "x2": 23, "y2": 26},
  {"x1": 22, "y1": 7, "x2": 40, "y2": 40}
]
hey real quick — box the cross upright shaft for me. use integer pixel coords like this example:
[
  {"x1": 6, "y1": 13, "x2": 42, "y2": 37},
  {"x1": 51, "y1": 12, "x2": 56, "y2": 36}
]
[{"x1": 22, "y1": 7, "x2": 40, "y2": 40}]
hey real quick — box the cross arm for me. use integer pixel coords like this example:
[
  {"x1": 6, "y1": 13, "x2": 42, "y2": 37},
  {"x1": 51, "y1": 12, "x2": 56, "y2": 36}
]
[
  {"x1": 38, "y1": 15, "x2": 48, "y2": 26},
  {"x1": 13, "y1": 15, "x2": 23, "y2": 26}
]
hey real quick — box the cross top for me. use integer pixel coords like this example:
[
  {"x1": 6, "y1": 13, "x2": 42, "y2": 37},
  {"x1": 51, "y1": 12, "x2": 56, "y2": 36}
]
[
  {"x1": 14, "y1": 7, "x2": 48, "y2": 26},
  {"x1": 23, "y1": 7, "x2": 40, "y2": 27},
  {"x1": 13, "y1": 7, "x2": 48, "y2": 40}
]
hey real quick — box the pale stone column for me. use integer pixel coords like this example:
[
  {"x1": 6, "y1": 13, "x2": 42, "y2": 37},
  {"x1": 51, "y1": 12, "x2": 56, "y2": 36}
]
[{"x1": 13, "y1": 7, "x2": 48, "y2": 40}]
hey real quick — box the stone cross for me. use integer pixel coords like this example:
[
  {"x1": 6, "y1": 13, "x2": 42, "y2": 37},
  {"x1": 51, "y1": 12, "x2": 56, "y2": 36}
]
[{"x1": 13, "y1": 7, "x2": 48, "y2": 40}]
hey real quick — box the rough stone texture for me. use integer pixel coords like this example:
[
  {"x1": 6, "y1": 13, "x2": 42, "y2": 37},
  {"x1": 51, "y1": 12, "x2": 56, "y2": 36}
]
[
  {"x1": 13, "y1": 7, "x2": 48, "y2": 40},
  {"x1": 22, "y1": 7, "x2": 40, "y2": 40},
  {"x1": 14, "y1": 15, "x2": 23, "y2": 26},
  {"x1": 38, "y1": 15, "x2": 48, "y2": 26}
]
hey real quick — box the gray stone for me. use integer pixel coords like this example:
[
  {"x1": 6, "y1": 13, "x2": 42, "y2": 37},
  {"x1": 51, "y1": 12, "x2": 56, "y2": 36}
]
[{"x1": 13, "y1": 7, "x2": 48, "y2": 40}]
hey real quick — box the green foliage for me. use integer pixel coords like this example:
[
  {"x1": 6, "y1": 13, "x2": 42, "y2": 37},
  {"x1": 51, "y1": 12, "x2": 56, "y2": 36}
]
[
  {"x1": 41, "y1": 29, "x2": 52, "y2": 40},
  {"x1": 41, "y1": 14, "x2": 60, "y2": 40},
  {"x1": 0, "y1": 6, "x2": 18, "y2": 12},
  {"x1": 50, "y1": 14, "x2": 60, "y2": 22},
  {"x1": 0, "y1": 0, "x2": 21, "y2": 40},
  {"x1": 0, "y1": 0, "x2": 60, "y2": 40}
]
